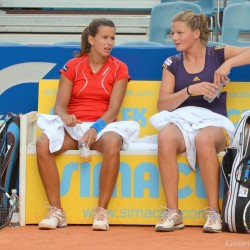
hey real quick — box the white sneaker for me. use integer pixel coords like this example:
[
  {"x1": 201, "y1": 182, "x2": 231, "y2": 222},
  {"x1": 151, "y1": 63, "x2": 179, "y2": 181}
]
[
  {"x1": 38, "y1": 205, "x2": 67, "y2": 229},
  {"x1": 92, "y1": 207, "x2": 109, "y2": 231},
  {"x1": 155, "y1": 208, "x2": 184, "y2": 232},
  {"x1": 203, "y1": 207, "x2": 222, "y2": 233}
]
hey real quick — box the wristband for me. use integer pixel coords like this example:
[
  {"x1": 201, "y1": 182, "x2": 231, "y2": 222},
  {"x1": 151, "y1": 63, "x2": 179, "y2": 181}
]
[
  {"x1": 90, "y1": 119, "x2": 106, "y2": 133},
  {"x1": 186, "y1": 86, "x2": 192, "y2": 96}
]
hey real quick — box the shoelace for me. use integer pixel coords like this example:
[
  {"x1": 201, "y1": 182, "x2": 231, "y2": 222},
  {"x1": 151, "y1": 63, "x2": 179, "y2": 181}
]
[
  {"x1": 204, "y1": 207, "x2": 221, "y2": 224},
  {"x1": 42, "y1": 202, "x2": 61, "y2": 219},
  {"x1": 159, "y1": 206, "x2": 179, "y2": 221},
  {"x1": 94, "y1": 207, "x2": 109, "y2": 221}
]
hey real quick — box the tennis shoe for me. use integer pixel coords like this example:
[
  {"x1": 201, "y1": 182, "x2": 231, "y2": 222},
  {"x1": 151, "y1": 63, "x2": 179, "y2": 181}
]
[
  {"x1": 92, "y1": 207, "x2": 109, "y2": 231},
  {"x1": 203, "y1": 207, "x2": 222, "y2": 233},
  {"x1": 38, "y1": 205, "x2": 67, "y2": 229},
  {"x1": 155, "y1": 207, "x2": 184, "y2": 232}
]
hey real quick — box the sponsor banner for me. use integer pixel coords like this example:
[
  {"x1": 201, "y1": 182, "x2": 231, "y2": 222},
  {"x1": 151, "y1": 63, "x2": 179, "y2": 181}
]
[
  {"x1": 0, "y1": 45, "x2": 250, "y2": 115},
  {"x1": 26, "y1": 153, "x2": 223, "y2": 225}
]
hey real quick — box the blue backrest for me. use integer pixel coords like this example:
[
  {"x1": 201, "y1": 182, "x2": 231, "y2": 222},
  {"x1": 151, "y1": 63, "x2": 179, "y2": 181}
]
[
  {"x1": 196, "y1": 0, "x2": 214, "y2": 14},
  {"x1": 229, "y1": 0, "x2": 249, "y2": 4},
  {"x1": 160, "y1": 0, "x2": 214, "y2": 15},
  {"x1": 220, "y1": 3, "x2": 250, "y2": 46},
  {"x1": 149, "y1": 2, "x2": 201, "y2": 46}
]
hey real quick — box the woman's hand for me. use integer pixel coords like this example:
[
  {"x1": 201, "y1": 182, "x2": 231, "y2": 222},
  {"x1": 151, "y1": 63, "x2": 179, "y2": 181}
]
[
  {"x1": 188, "y1": 81, "x2": 218, "y2": 98},
  {"x1": 62, "y1": 114, "x2": 81, "y2": 127},
  {"x1": 214, "y1": 61, "x2": 231, "y2": 86},
  {"x1": 79, "y1": 128, "x2": 97, "y2": 148}
]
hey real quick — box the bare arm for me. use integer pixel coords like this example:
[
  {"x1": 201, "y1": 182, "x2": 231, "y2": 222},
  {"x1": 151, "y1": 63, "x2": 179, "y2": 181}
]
[
  {"x1": 54, "y1": 74, "x2": 81, "y2": 126},
  {"x1": 157, "y1": 69, "x2": 189, "y2": 111},
  {"x1": 214, "y1": 46, "x2": 250, "y2": 85}
]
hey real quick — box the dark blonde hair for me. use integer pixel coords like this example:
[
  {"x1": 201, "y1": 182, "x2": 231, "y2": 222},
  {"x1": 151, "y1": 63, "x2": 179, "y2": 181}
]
[
  {"x1": 75, "y1": 18, "x2": 115, "y2": 57},
  {"x1": 172, "y1": 10, "x2": 210, "y2": 46}
]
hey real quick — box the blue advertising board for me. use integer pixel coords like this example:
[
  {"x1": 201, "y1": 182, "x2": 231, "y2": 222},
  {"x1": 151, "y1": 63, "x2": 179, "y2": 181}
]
[{"x1": 0, "y1": 45, "x2": 249, "y2": 115}]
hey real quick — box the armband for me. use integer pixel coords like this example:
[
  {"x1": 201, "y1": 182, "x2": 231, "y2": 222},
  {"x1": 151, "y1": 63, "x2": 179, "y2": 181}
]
[{"x1": 90, "y1": 119, "x2": 107, "y2": 133}]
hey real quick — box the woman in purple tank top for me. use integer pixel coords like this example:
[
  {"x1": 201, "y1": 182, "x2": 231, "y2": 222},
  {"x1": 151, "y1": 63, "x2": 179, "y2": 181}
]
[{"x1": 154, "y1": 10, "x2": 250, "y2": 233}]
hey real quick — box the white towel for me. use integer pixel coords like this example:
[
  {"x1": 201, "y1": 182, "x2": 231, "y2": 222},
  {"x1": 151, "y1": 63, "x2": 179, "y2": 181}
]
[
  {"x1": 37, "y1": 113, "x2": 140, "y2": 153},
  {"x1": 149, "y1": 106, "x2": 235, "y2": 170},
  {"x1": 128, "y1": 135, "x2": 158, "y2": 151}
]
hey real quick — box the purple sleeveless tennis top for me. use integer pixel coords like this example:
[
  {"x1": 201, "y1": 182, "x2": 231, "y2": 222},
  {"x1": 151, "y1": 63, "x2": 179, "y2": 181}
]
[{"x1": 162, "y1": 46, "x2": 227, "y2": 117}]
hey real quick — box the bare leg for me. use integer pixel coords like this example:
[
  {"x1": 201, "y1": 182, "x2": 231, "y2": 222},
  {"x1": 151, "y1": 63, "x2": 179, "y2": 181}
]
[
  {"x1": 195, "y1": 126, "x2": 226, "y2": 211},
  {"x1": 92, "y1": 132, "x2": 122, "y2": 209},
  {"x1": 36, "y1": 132, "x2": 78, "y2": 209},
  {"x1": 158, "y1": 124, "x2": 186, "y2": 210}
]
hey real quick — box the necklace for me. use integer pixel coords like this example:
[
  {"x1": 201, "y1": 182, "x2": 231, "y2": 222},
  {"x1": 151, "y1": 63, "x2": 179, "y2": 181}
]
[
  {"x1": 89, "y1": 55, "x2": 107, "y2": 74},
  {"x1": 90, "y1": 61, "x2": 101, "y2": 74}
]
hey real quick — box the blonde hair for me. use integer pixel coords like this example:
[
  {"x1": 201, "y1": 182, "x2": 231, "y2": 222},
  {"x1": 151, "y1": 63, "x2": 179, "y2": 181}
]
[
  {"x1": 172, "y1": 10, "x2": 210, "y2": 46},
  {"x1": 75, "y1": 18, "x2": 115, "y2": 57}
]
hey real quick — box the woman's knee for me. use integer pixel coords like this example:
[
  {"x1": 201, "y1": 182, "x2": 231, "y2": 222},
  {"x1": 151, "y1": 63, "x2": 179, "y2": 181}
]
[
  {"x1": 195, "y1": 133, "x2": 217, "y2": 159},
  {"x1": 158, "y1": 128, "x2": 178, "y2": 150},
  {"x1": 195, "y1": 133, "x2": 211, "y2": 149},
  {"x1": 100, "y1": 132, "x2": 122, "y2": 153},
  {"x1": 36, "y1": 134, "x2": 50, "y2": 155}
]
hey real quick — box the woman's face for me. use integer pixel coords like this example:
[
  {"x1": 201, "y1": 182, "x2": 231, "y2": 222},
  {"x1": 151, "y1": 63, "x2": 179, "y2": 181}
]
[
  {"x1": 89, "y1": 25, "x2": 116, "y2": 56},
  {"x1": 171, "y1": 21, "x2": 199, "y2": 51}
]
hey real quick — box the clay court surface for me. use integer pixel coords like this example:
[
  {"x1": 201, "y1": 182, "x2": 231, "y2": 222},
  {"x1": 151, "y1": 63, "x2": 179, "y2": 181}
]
[{"x1": 0, "y1": 225, "x2": 249, "y2": 250}]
